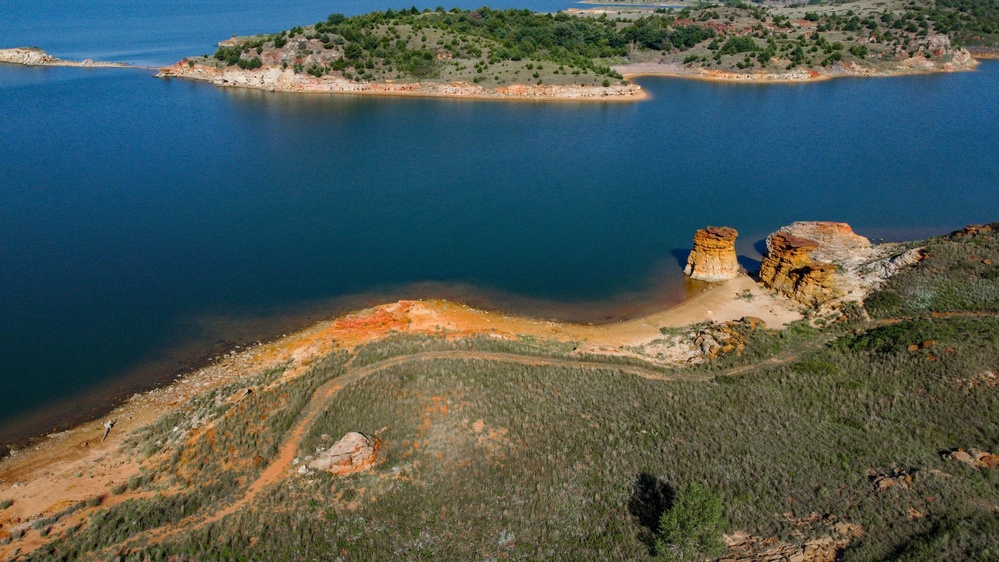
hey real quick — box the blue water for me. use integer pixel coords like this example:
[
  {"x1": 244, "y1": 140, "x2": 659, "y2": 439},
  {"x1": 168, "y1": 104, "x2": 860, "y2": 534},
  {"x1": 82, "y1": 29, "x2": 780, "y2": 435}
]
[{"x1": 2, "y1": 1, "x2": 998, "y2": 447}]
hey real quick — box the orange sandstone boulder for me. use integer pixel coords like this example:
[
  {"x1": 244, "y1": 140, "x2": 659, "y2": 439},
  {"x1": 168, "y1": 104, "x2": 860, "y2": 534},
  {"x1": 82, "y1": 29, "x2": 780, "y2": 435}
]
[
  {"x1": 684, "y1": 226, "x2": 741, "y2": 282},
  {"x1": 307, "y1": 432, "x2": 379, "y2": 475},
  {"x1": 760, "y1": 222, "x2": 872, "y2": 307},
  {"x1": 759, "y1": 233, "x2": 841, "y2": 307},
  {"x1": 945, "y1": 448, "x2": 999, "y2": 469}
]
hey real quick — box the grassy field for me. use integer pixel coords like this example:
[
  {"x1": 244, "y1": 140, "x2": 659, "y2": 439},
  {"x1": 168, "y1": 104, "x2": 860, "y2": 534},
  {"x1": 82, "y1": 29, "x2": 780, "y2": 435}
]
[{"x1": 16, "y1": 224, "x2": 999, "y2": 560}]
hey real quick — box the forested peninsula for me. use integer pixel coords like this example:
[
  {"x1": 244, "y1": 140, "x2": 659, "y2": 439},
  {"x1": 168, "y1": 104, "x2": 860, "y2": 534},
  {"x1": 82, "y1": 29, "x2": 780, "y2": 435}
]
[{"x1": 155, "y1": 0, "x2": 998, "y2": 99}]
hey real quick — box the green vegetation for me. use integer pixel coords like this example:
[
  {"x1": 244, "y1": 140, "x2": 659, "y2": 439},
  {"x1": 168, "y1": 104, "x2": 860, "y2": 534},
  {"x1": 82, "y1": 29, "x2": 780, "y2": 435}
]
[
  {"x1": 866, "y1": 223, "x2": 999, "y2": 317},
  {"x1": 202, "y1": 7, "x2": 649, "y2": 86},
  {"x1": 655, "y1": 482, "x2": 726, "y2": 561},
  {"x1": 182, "y1": 1, "x2": 999, "y2": 89},
  {"x1": 21, "y1": 223, "x2": 999, "y2": 560}
]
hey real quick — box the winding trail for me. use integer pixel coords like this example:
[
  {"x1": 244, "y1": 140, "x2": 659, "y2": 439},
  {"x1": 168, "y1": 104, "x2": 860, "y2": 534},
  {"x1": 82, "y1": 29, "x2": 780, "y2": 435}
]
[
  {"x1": 89, "y1": 329, "x2": 902, "y2": 556},
  {"x1": 69, "y1": 326, "x2": 901, "y2": 558},
  {"x1": 195, "y1": 353, "x2": 694, "y2": 525},
  {"x1": 102, "y1": 350, "x2": 703, "y2": 554}
]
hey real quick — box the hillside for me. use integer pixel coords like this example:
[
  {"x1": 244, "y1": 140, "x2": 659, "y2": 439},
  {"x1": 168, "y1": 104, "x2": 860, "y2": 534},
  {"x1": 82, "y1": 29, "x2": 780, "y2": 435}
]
[
  {"x1": 154, "y1": 1, "x2": 993, "y2": 98},
  {"x1": 2, "y1": 222, "x2": 998, "y2": 560}
]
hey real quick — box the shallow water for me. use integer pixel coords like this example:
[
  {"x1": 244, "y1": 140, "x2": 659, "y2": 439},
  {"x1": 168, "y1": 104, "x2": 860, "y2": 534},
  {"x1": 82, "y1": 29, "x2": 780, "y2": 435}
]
[{"x1": 1, "y1": 0, "x2": 998, "y2": 446}]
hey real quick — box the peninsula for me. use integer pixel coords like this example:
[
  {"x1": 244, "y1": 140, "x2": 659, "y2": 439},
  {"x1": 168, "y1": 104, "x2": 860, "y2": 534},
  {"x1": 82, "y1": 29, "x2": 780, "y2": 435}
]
[
  {"x1": 3, "y1": 221, "x2": 998, "y2": 560},
  {"x1": 0, "y1": 47, "x2": 128, "y2": 69},
  {"x1": 155, "y1": 1, "x2": 993, "y2": 99}
]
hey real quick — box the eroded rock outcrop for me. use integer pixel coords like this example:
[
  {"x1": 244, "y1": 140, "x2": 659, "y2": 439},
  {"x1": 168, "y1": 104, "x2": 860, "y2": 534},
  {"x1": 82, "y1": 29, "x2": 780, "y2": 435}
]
[
  {"x1": 760, "y1": 222, "x2": 875, "y2": 308},
  {"x1": 768, "y1": 221, "x2": 871, "y2": 260},
  {"x1": 307, "y1": 432, "x2": 379, "y2": 475},
  {"x1": 0, "y1": 47, "x2": 126, "y2": 68},
  {"x1": 862, "y1": 247, "x2": 926, "y2": 280},
  {"x1": 760, "y1": 233, "x2": 840, "y2": 307},
  {"x1": 945, "y1": 448, "x2": 999, "y2": 469},
  {"x1": 684, "y1": 226, "x2": 741, "y2": 282},
  {"x1": 723, "y1": 516, "x2": 862, "y2": 562},
  {"x1": 0, "y1": 47, "x2": 57, "y2": 66}
]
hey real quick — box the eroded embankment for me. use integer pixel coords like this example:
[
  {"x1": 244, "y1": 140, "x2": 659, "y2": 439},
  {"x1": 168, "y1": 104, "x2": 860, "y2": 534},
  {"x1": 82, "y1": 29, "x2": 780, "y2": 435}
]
[{"x1": 156, "y1": 62, "x2": 646, "y2": 101}]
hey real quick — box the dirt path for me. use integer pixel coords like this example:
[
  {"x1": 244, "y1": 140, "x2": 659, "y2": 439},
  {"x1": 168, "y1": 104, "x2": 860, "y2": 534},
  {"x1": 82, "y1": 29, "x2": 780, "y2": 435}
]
[{"x1": 97, "y1": 349, "x2": 718, "y2": 555}]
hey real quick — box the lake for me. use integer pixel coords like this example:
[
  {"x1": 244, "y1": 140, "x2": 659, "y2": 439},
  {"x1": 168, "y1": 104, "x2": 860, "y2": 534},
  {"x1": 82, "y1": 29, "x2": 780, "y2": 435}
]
[{"x1": 2, "y1": 0, "x2": 998, "y2": 448}]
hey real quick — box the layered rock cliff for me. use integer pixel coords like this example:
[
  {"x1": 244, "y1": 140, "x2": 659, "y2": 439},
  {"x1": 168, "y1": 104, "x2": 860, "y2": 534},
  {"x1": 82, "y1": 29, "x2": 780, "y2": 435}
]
[
  {"x1": 759, "y1": 221, "x2": 926, "y2": 310},
  {"x1": 760, "y1": 232, "x2": 843, "y2": 308},
  {"x1": 760, "y1": 222, "x2": 873, "y2": 308},
  {"x1": 684, "y1": 226, "x2": 741, "y2": 282}
]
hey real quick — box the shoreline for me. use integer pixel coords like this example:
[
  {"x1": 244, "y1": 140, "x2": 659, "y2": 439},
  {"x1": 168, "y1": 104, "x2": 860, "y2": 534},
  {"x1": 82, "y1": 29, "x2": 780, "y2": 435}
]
[
  {"x1": 0, "y1": 275, "x2": 701, "y2": 454},
  {"x1": 0, "y1": 274, "x2": 791, "y2": 456},
  {"x1": 615, "y1": 57, "x2": 982, "y2": 84},
  {"x1": 154, "y1": 62, "x2": 648, "y2": 102},
  {"x1": 0, "y1": 273, "x2": 800, "y2": 556},
  {"x1": 2, "y1": 45, "x2": 988, "y2": 99},
  {"x1": 0, "y1": 47, "x2": 130, "y2": 69},
  {"x1": 0, "y1": 271, "x2": 797, "y2": 464}
]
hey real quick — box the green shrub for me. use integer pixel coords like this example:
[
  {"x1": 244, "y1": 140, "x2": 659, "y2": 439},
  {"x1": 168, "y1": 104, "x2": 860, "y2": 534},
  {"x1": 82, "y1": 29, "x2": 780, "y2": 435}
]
[
  {"x1": 655, "y1": 482, "x2": 726, "y2": 561},
  {"x1": 719, "y1": 36, "x2": 758, "y2": 55}
]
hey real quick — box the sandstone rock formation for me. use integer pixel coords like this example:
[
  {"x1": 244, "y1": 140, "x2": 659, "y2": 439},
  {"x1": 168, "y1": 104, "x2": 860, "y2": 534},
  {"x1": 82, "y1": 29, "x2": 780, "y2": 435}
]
[
  {"x1": 307, "y1": 432, "x2": 379, "y2": 475},
  {"x1": 945, "y1": 448, "x2": 999, "y2": 469},
  {"x1": 863, "y1": 248, "x2": 925, "y2": 280},
  {"x1": 760, "y1": 222, "x2": 873, "y2": 308},
  {"x1": 722, "y1": 516, "x2": 861, "y2": 562},
  {"x1": 691, "y1": 317, "x2": 763, "y2": 359},
  {"x1": 767, "y1": 221, "x2": 871, "y2": 261},
  {"x1": 0, "y1": 47, "x2": 126, "y2": 68},
  {"x1": 683, "y1": 226, "x2": 741, "y2": 282},
  {"x1": 0, "y1": 47, "x2": 57, "y2": 66}
]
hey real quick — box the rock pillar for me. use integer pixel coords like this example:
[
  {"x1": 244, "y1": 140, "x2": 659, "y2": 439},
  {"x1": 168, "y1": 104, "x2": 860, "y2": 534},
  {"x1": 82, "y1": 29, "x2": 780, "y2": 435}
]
[{"x1": 684, "y1": 226, "x2": 741, "y2": 282}]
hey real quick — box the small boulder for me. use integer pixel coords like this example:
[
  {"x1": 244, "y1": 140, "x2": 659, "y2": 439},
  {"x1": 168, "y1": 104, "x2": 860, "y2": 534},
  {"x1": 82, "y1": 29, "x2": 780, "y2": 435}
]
[
  {"x1": 944, "y1": 448, "x2": 999, "y2": 468},
  {"x1": 307, "y1": 432, "x2": 379, "y2": 475}
]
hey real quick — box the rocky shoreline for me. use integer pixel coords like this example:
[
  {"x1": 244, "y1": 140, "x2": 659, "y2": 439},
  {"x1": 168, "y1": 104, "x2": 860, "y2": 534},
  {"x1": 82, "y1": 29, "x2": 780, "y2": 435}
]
[
  {"x1": 0, "y1": 47, "x2": 129, "y2": 68},
  {"x1": 616, "y1": 45, "x2": 979, "y2": 83},
  {"x1": 153, "y1": 43, "x2": 981, "y2": 98},
  {"x1": 155, "y1": 61, "x2": 646, "y2": 101},
  {"x1": 2, "y1": 43, "x2": 983, "y2": 100}
]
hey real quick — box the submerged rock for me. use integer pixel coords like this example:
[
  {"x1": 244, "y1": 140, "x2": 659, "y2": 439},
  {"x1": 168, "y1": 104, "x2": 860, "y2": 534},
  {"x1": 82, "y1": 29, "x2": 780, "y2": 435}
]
[{"x1": 684, "y1": 226, "x2": 741, "y2": 282}]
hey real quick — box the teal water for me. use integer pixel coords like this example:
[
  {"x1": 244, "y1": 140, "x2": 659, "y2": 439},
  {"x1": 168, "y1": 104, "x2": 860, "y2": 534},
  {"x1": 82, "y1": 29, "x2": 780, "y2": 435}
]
[{"x1": 2, "y1": 1, "x2": 998, "y2": 448}]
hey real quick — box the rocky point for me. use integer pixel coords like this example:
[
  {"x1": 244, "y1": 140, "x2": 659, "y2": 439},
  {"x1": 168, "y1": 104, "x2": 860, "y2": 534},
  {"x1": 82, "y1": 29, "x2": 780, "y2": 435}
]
[{"x1": 760, "y1": 221, "x2": 880, "y2": 308}]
